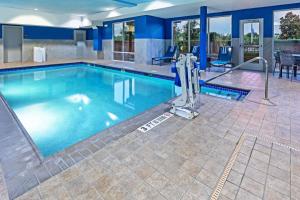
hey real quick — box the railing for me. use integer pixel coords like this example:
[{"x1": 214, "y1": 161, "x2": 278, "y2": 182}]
[{"x1": 204, "y1": 57, "x2": 269, "y2": 100}]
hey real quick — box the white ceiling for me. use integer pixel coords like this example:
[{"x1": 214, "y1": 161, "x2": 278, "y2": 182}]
[
  {"x1": 0, "y1": 0, "x2": 298, "y2": 20},
  {"x1": 0, "y1": 0, "x2": 152, "y2": 15},
  {"x1": 88, "y1": 0, "x2": 300, "y2": 21}
]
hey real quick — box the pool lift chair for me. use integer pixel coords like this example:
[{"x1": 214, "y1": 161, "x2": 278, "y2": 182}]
[{"x1": 170, "y1": 53, "x2": 200, "y2": 119}]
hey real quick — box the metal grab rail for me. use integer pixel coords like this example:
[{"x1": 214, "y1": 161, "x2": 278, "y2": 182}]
[{"x1": 203, "y1": 57, "x2": 269, "y2": 100}]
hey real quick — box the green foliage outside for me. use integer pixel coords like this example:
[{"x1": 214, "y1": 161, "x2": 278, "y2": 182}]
[
  {"x1": 173, "y1": 20, "x2": 200, "y2": 53},
  {"x1": 209, "y1": 32, "x2": 231, "y2": 55},
  {"x1": 243, "y1": 32, "x2": 259, "y2": 45},
  {"x1": 277, "y1": 12, "x2": 300, "y2": 40},
  {"x1": 209, "y1": 32, "x2": 231, "y2": 45}
]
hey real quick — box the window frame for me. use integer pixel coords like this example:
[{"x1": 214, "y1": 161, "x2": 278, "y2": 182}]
[
  {"x1": 207, "y1": 15, "x2": 232, "y2": 56},
  {"x1": 171, "y1": 18, "x2": 200, "y2": 54},
  {"x1": 112, "y1": 20, "x2": 135, "y2": 62},
  {"x1": 272, "y1": 8, "x2": 300, "y2": 70}
]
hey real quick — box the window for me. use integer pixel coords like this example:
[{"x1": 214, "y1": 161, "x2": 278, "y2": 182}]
[
  {"x1": 190, "y1": 19, "x2": 201, "y2": 50},
  {"x1": 172, "y1": 19, "x2": 200, "y2": 54},
  {"x1": 208, "y1": 16, "x2": 232, "y2": 55},
  {"x1": 274, "y1": 9, "x2": 300, "y2": 52},
  {"x1": 113, "y1": 21, "x2": 135, "y2": 62}
]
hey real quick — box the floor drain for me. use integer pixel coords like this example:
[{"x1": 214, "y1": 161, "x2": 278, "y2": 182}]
[{"x1": 210, "y1": 134, "x2": 246, "y2": 200}]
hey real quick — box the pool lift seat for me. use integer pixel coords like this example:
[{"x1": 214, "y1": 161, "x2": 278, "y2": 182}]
[{"x1": 170, "y1": 53, "x2": 200, "y2": 119}]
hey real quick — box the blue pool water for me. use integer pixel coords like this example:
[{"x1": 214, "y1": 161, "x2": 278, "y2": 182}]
[
  {"x1": 200, "y1": 84, "x2": 249, "y2": 101},
  {"x1": 0, "y1": 64, "x2": 179, "y2": 156}
]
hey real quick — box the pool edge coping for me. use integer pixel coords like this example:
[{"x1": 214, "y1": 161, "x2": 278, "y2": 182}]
[
  {"x1": 0, "y1": 62, "x2": 177, "y2": 199},
  {"x1": 0, "y1": 61, "x2": 254, "y2": 199}
]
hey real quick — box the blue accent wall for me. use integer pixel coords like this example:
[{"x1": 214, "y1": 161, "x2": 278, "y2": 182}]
[
  {"x1": 23, "y1": 26, "x2": 74, "y2": 40},
  {"x1": 102, "y1": 22, "x2": 113, "y2": 40},
  {"x1": 135, "y1": 16, "x2": 165, "y2": 39},
  {"x1": 228, "y1": 8, "x2": 274, "y2": 38},
  {"x1": 86, "y1": 28, "x2": 94, "y2": 40},
  {"x1": 103, "y1": 15, "x2": 165, "y2": 40},
  {"x1": 93, "y1": 27, "x2": 103, "y2": 51},
  {"x1": 218, "y1": 3, "x2": 300, "y2": 38},
  {"x1": 164, "y1": 2, "x2": 300, "y2": 39},
  {"x1": 164, "y1": 19, "x2": 172, "y2": 40},
  {"x1": 200, "y1": 6, "x2": 207, "y2": 70}
]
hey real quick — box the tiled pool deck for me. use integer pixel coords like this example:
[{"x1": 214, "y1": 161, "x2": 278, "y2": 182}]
[{"x1": 0, "y1": 60, "x2": 300, "y2": 199}]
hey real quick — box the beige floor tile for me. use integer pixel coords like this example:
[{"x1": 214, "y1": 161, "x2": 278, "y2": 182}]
[
  {"x1": 245, "y1": 166, "x2": 267, "y2": 185},
  {"x1": 145, "y1": 171, "x2": 169, "y2": 191},
  {"x1": 240, "y1": 176, "x2": 264, "y2": 198},
  {"x1": 132, "y1": 161, "x2": 156, "y2": 180},
  {"x1": 236, "y1": 188, "x2": 261, "y2": 200},
  {"x1": 16, "y1": 188, "x2": 40, "y2": 200},
  {"x1": 221, "y1": 181, "x2": 239, "y2": 199},
  {"x1": 186, "y1": 179, "x2": 212, "y2": 199},
  {"x1": 266, "y1": 175, "x2": 290, "y2": 197}
]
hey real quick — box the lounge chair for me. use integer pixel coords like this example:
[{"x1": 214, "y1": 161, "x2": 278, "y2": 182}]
[
  {"x1": 209, "y1": 46, "x2": 233, "y2": 71},
  {"x1": 191, "y1": 46, "x2": 200, "y2": 60},
  {"x1": 191, "y1": 45, "x2": 203, "y2": 70},
  {"x1": 152, "y1": 46, "x2": 177, "y2": 65}
]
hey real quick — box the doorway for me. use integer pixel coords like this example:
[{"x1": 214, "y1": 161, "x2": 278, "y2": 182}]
[
  {"x1": 239, "y1": 19, "x2": 264, "y2": 71},
  {"x1": 75, "y1": 30, "x2": 86, "y2": 58},
  {"x1": 3, "y1": 25, "x2": 23, "y2": 63}
]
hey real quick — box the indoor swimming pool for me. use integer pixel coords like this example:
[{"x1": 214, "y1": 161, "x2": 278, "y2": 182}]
[
  {"x1": 0, "y1": 63, "x2": 179, "y2": 156},
  {"x1": 200, "y1": 84, "x2": 250, "y2": 101}
]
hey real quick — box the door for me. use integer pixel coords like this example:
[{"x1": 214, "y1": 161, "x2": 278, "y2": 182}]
[
  {"x1": 239, "y1": 19, "x2": 264, "y2": 71},
  {"x1": 75, "y1": 30, "x2": 86, "y2": 58},
  {"x1": 3, "y1": 25, "x2": 23, "y2": 63}
]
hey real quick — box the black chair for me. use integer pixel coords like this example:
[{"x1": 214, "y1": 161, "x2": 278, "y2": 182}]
[
  {"x1": 294, "y1": 55, "x2": 300, "y2": 80},
  {"x1": 279, "y1": 51, "x2": 296, "y2": 80},
  {"x1": 273, "y1": 51, "x2": 280, "y2": 76}
]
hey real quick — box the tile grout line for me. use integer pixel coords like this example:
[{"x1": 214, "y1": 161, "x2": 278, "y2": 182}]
[
  {"x1": 210, "y1": 134, "x2": 246, "y2": 200},
  {"x1": 289, "y1": 108, "x2": 292, "y2": 200},
  {"x1": 246, "y1": 134, "x2": 300, "y2": 152},
  {"x1": 262, "y1": 143, "x2": 273, "y2": 199},
  {"x1": 234, "y1": 136, "x2": 257, "y2": 200},
  {"x1": 0, "y1": 165, "x2": 9, "y2": 200},
  {"x1": 290, "y1": 148, "x2": 292, "y2": 200}
]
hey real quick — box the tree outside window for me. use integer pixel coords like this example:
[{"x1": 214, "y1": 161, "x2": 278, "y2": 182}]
[{"x1": 274, "y1": 10, "x2": 300, "y2": 53}]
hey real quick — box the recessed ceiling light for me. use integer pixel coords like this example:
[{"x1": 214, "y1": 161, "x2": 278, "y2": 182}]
[
  {"x1": 144, "y1": 1, "x2": 173, "y2": 11},
  {"x1": 34, "y1": 8, "x2": 38, "y2": 11},
  {"x1": 104, "y1": 7, "x2": 115, "y2": 11}
]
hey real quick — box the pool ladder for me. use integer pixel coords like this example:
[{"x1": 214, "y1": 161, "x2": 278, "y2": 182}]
[{"x1": 203, "y1": 57, "x2": 269, "y2": 100}]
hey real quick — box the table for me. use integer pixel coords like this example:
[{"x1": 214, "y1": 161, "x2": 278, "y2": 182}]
[
  {"x1": 280, "y1": 53, "x2": 300, "y2": 78},
  {"x1": 293, "y1": 54, "x2": 300, "y2": 64}
]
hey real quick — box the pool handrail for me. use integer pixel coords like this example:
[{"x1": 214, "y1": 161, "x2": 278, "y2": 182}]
[{"x1": 204, "y1": 57, "x2": 269, "y2": 100}]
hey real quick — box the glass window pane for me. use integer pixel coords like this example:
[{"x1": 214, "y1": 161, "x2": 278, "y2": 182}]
[
  {"x1": 113, "y1": 52, "x2": 123, "y2": 61},
  {"x1": 113, "y1": 22, "x2": 123, "y2": 52},
  {"x1": 113, "y1": 21, "x2": 135, "y2": 62},
  {"x1": 124, "y1": 21, "x2": 135, "y2": 53},
  {"x1": 274, "y1": 9, "x2": 300, "y2": 52},
  {"x1": 124, "y1": 53, "x2": 135, "y2": 62},
  {"x1": 243, "y1": 22, "x2": 260, "y2": 62},
  {"x1": 173, "y1": 20, "x2": 189, "y2": 53},
  {"x1": 208, "y1": 16, "x2": 232, "y2": 55},
  {"x1": 190, "y1": 19, "x2": 200, "y2": 48}
]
